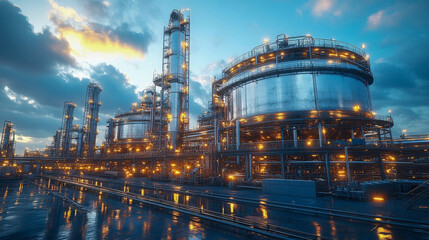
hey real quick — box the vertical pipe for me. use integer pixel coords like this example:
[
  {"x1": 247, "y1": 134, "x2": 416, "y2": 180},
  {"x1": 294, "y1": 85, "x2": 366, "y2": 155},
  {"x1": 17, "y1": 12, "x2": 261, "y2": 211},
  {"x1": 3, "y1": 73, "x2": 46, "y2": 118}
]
[
  {"x1": 325, "y1": 153, "x2": 331, "y2": 188},
  {"x1": 293, "y1": 127, "x2": 298, "y2": 148},
  {"x1": 351, "y1": 129, "x2": 355, "y2": 139},
  {"x1": 244, "y1": 155, "x2": 248, "y2": 181},
  {"x1": 166, "y1": 10, "x2": 189, "y2": 149},
  {"x1": 318, "y1": 123, "x2": 323, "y2": 147},
  {"x1": 345, "y1": 147, "x2": 351, "y2": 184},
  {"x1": 248, "y1": 154, "x2": 252, "y2": 181},
  {"x1": 281, "y1": 127, "x2": 285, "y2": 148},
  {"x1": 281, "y1": 154, "x2": 285, "y2": 179},
  {"x1": 379, "y1": 153, "x2": 386, "y2": 180},
  {"x1": 236, "y1": 119, "x2": 240, "y2": 150}
]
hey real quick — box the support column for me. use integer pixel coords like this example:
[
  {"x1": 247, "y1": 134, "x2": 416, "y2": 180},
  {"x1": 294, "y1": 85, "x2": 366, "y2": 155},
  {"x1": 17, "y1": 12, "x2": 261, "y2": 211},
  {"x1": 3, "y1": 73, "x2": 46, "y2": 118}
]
[
  {"x1": 244, "y1": 155, "x2": 248, "y2": 181},
  {"x1": 236, "y1": 120, "x2": 240, "y2": 150},
  {"x1": 281, "y1": 127, "x2": 285, "y2": 148},
  {"x1": 324, "y1": 153, "x2": 331, "y2": 188},
  {"x1": 378, "y1": 153, "x2": 386, "y2": 180},
  {"x1": 281, "y1": 154, "x2": 285, "y2": 179},
  {"x1": 351, "y1": 129, "x2": 355, "y2": 139},
  {"x1": 248, "y1": 154, "x2": 252, "y2": 181},
  {"x1": 345, "y1": 147, "x2": 351, "y2": 184},
  {"x1": 293, "y1": 127, "x2": 298, "y2": 148},
  {"x1": 318, "y1": 123, "x2": 323, "y2": 147}
]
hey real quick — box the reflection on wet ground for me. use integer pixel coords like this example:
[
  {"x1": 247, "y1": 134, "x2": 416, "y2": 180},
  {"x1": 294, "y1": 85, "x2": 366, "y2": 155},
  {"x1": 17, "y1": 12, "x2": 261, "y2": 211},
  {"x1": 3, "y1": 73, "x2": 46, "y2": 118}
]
[
  {"x1": 0, "y1": 180, "x2": 250, "y2": 240},
  {"x1": 59, "y1": 176, "x2": 425, "y2": 240},
  {"x1": 0, "y1": 177, "x2": 427, "y2": 239}
]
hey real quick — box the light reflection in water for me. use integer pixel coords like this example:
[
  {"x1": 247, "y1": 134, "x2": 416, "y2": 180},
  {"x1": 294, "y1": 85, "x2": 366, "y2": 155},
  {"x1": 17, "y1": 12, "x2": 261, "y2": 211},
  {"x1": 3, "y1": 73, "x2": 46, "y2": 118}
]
[
  {"x1": 141, "y1": 189, "x2": 144, "y2": 196},
  {"x1": 101, "y1": 225, "x2": 109, "y2": 239},
  {"x1": 330, "y1": 220, "x2": 337, "y2": 240},
  {"x1": 377, "y1": 227, "x2": 392, "y2": 240},
  {"x1": 229, "y1": 203, "x2": 235, "y2": 214},
  {"x1": 313, "y1": 221, "x2": 322, "y2": 237},
  {"x1": 260, "y1": 206, "x2": 268, "y2": 219},
  {"x1": 173, "y1": 193, "x2": 179, "y2": 204},
  {"x1": 3, "y1": 186, "x2": 8, "y2": 199}
]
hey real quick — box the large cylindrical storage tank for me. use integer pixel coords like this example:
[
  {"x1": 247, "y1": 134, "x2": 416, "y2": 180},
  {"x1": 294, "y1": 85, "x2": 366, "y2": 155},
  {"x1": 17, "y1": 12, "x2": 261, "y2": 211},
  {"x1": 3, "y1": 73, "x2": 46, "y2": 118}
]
[
  {"x1": 214, "y1": 36, "x2": 374, "y2": 122},
  {"x1": 213, "y1": 36, "x2": 394, "y2": 181},
  {"x1": 115, "y1": 111, "x2": 151, "y2": 140}
]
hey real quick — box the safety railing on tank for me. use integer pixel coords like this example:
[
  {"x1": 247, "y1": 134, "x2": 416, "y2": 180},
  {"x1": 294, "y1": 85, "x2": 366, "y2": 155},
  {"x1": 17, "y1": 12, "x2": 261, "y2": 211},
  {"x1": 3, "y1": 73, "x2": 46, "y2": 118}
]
[
  {"x1": 221, "y1": 36, "x2": 367, "y2": 76},
  {"x1": 218, "y1": 138, "x2": 398, "y2": 152},
  {"x1": 215, "y1": 60, "x2": 371, "y2": 93}
]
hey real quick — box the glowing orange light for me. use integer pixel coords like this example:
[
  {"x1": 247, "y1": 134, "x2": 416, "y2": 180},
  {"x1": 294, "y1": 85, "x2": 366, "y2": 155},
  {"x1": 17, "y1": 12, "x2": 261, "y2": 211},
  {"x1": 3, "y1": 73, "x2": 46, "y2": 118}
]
[{"x1": 373, "y1": 196, "x2": 384, "y2": 201}]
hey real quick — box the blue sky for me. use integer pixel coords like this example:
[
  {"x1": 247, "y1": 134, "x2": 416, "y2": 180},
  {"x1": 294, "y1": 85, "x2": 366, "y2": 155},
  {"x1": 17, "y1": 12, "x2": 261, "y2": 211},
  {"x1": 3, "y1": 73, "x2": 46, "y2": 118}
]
[{"x1": 1, "y1": 0, "x2": 428, "y2": 154}]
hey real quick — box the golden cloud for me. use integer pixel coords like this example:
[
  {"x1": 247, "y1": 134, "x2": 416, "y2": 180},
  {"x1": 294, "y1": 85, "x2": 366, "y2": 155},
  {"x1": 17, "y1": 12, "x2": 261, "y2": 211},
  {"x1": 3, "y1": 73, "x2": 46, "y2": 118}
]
[{"x1": 49, "y1": 0, "x2": 144, "y2": 60}]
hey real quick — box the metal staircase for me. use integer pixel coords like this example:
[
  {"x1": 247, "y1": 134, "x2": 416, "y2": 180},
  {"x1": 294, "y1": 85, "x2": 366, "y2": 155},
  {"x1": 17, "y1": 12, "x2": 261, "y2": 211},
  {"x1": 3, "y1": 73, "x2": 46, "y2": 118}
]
[{"x1": 403, "y1": 180, "x2": 429, "y2": 209}]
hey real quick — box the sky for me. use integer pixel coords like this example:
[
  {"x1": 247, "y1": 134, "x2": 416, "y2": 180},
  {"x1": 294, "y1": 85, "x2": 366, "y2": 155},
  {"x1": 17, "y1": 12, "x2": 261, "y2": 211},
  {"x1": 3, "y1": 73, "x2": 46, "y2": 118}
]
[{"x1": 0, "y1": 0, "x2": 428, "y2": 154}]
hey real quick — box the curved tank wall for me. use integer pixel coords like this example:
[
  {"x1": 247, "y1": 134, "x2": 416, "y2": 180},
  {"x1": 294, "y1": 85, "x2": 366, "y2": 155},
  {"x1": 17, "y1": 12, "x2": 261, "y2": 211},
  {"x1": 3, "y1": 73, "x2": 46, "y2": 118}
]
[
  {"x1": 225, "y1": 73, "x2": 370, "y2": 120},
  {"x1": 215, "y1": 37, "x2": 374, "y2": 122},
  {"x1": 115, "y1": 112, "x2": 151, "y2": 140}
]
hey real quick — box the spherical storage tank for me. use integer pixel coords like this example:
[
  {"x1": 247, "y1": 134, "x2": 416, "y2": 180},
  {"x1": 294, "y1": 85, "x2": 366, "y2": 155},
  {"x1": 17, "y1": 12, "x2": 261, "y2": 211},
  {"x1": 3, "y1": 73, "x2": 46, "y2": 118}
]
[{"x1": 213, "y1": 35, "x2": 374, "y2": 121}]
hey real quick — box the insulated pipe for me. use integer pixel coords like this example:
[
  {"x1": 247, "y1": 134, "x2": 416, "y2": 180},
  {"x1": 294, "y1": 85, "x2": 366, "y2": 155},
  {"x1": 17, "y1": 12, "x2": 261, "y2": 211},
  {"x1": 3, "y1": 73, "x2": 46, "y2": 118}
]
[
  {"x1": 236, "y1": 119, "x2": 240, "y2": 150},
  {"x1": 345, "y1": 147, "x2": 351, "y2": 183},
  {"x1": 167, "y1": 10, "x2": 186, "y2": 149},
  {"x1": 325, "y1": 153, "x2": 331, "y2": 188},
  {"x1": 318, "y1": 123, "x2": 323, "y2": 147},
  {"x1": 293, "y1": 127, "x2": 298, "y2": 148}
]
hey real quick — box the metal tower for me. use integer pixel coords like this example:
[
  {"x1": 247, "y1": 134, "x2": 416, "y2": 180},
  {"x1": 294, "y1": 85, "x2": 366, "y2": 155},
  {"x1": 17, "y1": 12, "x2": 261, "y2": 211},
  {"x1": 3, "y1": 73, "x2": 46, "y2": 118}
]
[
  {"x1": 60, "y1": 101, "x2": 76, "y2": 157},
  {"x1": 155, "y1": 9, "x2": 190, "y2": 150},
  {"x1": 1, "y1": 121, "x2": 15, "y2": 158},
  {"x1": 82, "y1": 82, "x2": 102, "y2": 157},
  {"x1": 53, "y1": 129, "x2": 62, "y2": 157}
]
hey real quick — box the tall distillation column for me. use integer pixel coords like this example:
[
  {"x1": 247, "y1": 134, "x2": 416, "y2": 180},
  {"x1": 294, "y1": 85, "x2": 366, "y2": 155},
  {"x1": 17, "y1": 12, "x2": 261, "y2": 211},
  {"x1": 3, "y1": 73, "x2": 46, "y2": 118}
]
[
  {"x1": 82, "y1": 82, "x2": 102, "y2": 157},
  {"x1": 60, "y1": 102, "x2": 76, "y2": 157},
  {"x1": 156, "y1": 9, "x2": 190, "y2": 149},
  {"x1": 0, "y1": 121, "x2": 15, "y2": 158}
]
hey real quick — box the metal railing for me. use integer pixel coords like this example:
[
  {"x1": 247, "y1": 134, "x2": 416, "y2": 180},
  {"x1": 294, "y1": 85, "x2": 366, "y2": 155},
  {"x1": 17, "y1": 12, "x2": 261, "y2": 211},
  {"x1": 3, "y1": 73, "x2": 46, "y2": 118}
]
[{"x1": 220, "y1": 36, "x2": 367, "y2": 77}]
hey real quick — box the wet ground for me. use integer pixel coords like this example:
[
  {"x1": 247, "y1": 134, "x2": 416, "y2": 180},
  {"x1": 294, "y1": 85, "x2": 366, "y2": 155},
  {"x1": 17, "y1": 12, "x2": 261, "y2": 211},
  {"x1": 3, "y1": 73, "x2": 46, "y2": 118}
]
[
  {"x1": 0, "y1": 180, "x2": 249, "y2": 240},
  {"x1": 1, "y1": 177, "x2": 428, "y2": 239}
]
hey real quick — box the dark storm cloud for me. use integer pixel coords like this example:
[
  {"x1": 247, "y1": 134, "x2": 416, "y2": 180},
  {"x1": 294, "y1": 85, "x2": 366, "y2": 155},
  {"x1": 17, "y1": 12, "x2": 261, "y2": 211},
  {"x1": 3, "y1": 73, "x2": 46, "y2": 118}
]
[
  {"x1": 78, "y1": 0, "x2": 160, "y2": 32},
  {"x1": 0, "y1": 1, "x2": 74, "y2": 72},
  {"x1": 366, "y1": 0, "x2": 429, "y2": 136},
  {"x1": 81, "y1": 0, "x2": 109, "y2": 19},
  {"x1": 189, "y1": 77, "x2": 210, "y2": 119},
  {"x1": 89, "y1": 64, "x2": 139, "y2": 112},
  {"x1": 89, "y1": 22, "x2": 152, "y2": 54}
]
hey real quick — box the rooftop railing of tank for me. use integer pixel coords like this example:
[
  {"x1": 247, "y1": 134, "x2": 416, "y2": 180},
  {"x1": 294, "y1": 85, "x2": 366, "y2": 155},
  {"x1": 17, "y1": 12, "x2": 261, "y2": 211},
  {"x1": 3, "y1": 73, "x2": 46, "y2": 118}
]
[{"x1": 214, "y1": 36, "x2": 368, "y2": 81}]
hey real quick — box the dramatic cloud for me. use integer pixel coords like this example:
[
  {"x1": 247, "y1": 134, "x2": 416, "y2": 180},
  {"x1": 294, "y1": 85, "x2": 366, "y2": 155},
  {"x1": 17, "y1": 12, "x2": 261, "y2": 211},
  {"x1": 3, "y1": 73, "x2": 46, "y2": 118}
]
[
  {"x1": 366, "y1": 1, "x2": 429, "y2": 30},
  {"x1": 49, "y1": 0, "x2": 152, "y2": 61},
  {"x1": 367, "y1": 0, "x2": 429, "y2": 136},
  {"x1": 187, "y1": 60, "x2": 227, "y2": 126},
  {"x1": 0, "y1": 1, "x2": 74, "y2": 72},
  {"x1": 0, "y1": 1, "x2": 148, "y2": 153}
]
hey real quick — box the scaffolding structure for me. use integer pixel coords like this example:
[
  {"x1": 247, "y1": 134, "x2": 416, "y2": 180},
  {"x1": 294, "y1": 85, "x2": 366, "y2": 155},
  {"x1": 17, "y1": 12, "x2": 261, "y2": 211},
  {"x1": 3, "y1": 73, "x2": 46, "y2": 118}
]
[
  {"x1": 0, "y1": 121, "x2": 15, "y2": 158},
  {"x1": 82, "y1": 83, "x2": 102, "y2": 157}
]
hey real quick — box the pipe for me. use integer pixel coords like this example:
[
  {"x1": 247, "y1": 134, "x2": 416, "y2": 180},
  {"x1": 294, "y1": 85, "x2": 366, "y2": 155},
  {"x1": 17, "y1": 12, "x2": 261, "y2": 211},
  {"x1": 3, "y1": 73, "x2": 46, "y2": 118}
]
[
  {"x1": 236, "y1": 119, "x2": 240, "y2": 150},
  {"x1": 293, "y1": 127, "x2": 298, "y2": 148},
  {"x1": 345, "y1": 147, "x2": 351, "y2": 183}
]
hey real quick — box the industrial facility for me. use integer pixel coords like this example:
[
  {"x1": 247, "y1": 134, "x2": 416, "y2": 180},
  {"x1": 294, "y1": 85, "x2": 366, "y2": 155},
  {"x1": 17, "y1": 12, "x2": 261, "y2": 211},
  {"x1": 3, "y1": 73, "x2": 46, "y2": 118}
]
[{"x1": 2, "y1": 9, "x2": 429, "y2": 187}]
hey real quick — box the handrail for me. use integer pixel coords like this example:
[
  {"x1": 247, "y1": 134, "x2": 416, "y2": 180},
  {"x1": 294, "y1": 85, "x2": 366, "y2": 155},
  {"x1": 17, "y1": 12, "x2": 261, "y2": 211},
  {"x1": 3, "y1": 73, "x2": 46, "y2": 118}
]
[{"x1": 220, "y1": 36, "x2": 367, "y2": 77}]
